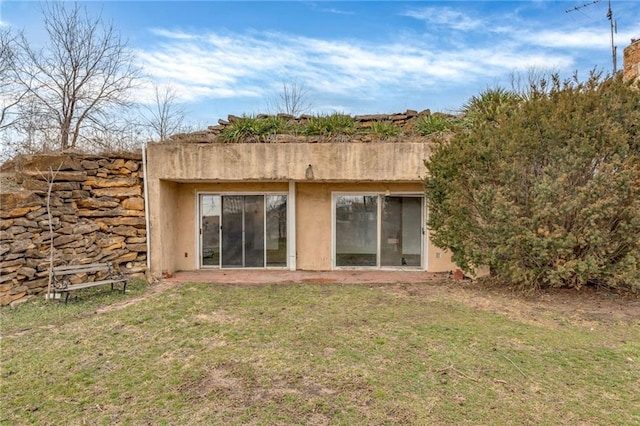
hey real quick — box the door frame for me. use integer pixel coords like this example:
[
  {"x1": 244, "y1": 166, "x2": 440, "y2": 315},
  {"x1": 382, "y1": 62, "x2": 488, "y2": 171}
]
[
  {"x1": 197, "y1": 192, "x2": 289, "y2": 269},
  {"x1": 197, "y1": 193, "x2": 222, "y2": 269},
  {"x1": 331, "y1": 192, "x2": 426, "y2": 270}
]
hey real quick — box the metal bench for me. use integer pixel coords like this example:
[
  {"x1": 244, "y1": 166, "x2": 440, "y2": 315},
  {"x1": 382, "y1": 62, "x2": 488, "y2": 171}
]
[{"x1": 51, "y1": 262, "x2": 128, "y2": 303}]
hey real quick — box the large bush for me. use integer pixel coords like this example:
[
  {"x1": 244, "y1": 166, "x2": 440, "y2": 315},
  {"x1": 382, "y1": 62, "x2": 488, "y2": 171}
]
[{"x1": 425, "y1": 74, "x2": 640, "y2": 290}]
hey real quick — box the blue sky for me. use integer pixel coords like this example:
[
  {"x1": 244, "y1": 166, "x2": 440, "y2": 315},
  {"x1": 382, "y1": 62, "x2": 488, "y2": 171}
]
[{"x1": 2, "y1": 1, "x2": 639, "y2": 127}]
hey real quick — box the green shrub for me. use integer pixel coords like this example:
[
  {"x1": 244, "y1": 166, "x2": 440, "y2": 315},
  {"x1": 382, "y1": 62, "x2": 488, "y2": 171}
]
[
  {"x1": 219, "y1": 116, "x2": 261, "y2": 143},
  {"x1": 461, "y1": 87, "x2": 523, "y2": 126},
  {"x1": 425, "y1": 73, "x2": 640, "y2": 290}
]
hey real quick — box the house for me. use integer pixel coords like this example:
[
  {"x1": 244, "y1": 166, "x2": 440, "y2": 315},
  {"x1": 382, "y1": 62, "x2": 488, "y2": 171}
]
[{"x1": 144, "y1": 122, "x2": 457, "y2": 277}]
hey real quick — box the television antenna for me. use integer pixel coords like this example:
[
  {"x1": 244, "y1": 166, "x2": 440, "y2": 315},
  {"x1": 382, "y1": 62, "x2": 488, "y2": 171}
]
[{"x1": 566, "y1": 0, "x2": 618, "y2": 74}]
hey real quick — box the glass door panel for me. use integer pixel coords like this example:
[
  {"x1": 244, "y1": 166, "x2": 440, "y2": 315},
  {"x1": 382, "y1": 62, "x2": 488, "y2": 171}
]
[
  {"x1": 205, "y1": 194, "x2": 287, "y2": 269},
  {"x1": 243, "y1": 195, "x2": 265, "y2": 267},
  {"x1": 222, "y1": 196, "x2": 243, "y2": 267},
  {"x1": 266, "y1": 195, "x2": 287, "y2": 266},
  {"x1": 201, "y1": 195, "x2": 220, "y2": 266},
  {"x1": 381, "y1": 197, "x2": 422, "y2": 267},
  {"x1": 335, "y1": 195, "x2": 378, "y2": 266}
]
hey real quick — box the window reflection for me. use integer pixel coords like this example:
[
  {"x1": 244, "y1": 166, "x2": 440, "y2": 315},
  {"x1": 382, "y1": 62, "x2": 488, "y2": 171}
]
[
  {"x1": 335, "y1": 195, "x2": 378, "y2": 266},
  {"x1": 334, "y1": 194, "x2": 423, "y2": 268},
  {"x1": 202, "y1": 194, "x2": 286, "y2": 268},
  {"x1": 266, "y1": 195, "x2": 287, "y2": 266}
]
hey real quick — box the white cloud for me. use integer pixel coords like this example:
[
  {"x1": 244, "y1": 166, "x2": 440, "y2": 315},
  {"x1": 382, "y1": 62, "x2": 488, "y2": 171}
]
[
  {"x1": 137, "y1": 27, "x2": 578, "y2": 107},
  {"x1": 402, "y1": 7, "x2": 483, "y2": 31},
  {"x1": 148, "y1": 28, "x2": 196, "y2": 40},
  {"x1": 521, "y1": 29, "x2": 613, "y2": 49},
  {"x1": 319, "y1": 7, "x2": 354, "y2": 16}
]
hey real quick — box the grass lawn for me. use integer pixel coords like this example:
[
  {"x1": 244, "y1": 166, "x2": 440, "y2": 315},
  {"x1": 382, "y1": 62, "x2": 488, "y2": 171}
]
[{"x1": 1, "y1": 280, "x2": 639, "y2": 425}]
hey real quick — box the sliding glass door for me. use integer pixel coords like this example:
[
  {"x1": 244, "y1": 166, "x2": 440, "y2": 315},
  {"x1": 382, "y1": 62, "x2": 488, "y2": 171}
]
[
  {"x1": 335, "y1": 196, "x2": 378, "y2": 266},
  {"x1": 266, "y1": 195, "x2": 287, "y2": 267},
  {"x1": 201, "y1": 195, "x2": 221, "y2": 267},
  {"x1": 221, "y1": 195, "x2": 265, "y2": 267},
  {"x1": 380, "y1": 196, "x2": 422, "y2": 267},
  {"x1": 200, "y1": 194, "x2": 286, "y2": 268},
  {"x1": 334, "y1": 194, "x2": 423, "y2": 268}
]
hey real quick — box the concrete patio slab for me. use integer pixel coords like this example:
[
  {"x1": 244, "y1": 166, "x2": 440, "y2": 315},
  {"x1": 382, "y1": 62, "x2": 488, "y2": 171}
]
[{"x1": 163, "y1": 270, "x2": 449, "y2": 285}]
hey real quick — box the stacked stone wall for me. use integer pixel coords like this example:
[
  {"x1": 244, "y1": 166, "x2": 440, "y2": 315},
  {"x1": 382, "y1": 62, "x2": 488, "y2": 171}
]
[
  {"x1": 0, "y1": 152, "x2": 147, "y2": 306},
  {"x1": 623, "y1": 39, "x2": 640, "y2": 83}
]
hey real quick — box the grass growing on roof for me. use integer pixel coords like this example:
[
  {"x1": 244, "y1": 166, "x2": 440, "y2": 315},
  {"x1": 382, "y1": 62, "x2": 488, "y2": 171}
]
[
  {"x1": 369, "y1": 120, "x2": 399, "y2": 137},
  {"x1": 300, "y1": 113, "x2": 356, "y2": 136},
  {"x1": 414, "y1": 114, "x2": 455, "y2": 136},
  {"x1": 219, "y1": 115, "x2": 294, "y2": 142}
]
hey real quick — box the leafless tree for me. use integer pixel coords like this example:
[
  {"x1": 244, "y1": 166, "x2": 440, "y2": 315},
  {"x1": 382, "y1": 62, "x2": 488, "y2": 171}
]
[
  {"x1": 268, "y1": 80, "x2": 313, "y2": 116},
  {"x1": 509, "y1": 66, "x2": 557, "y2": 101},
  {"x1": 82, "y1": 116, "x2": 146, "y2": 152},
  {"x1": 140, "y1": 83, "x2": 185, "y2": 141},
  {"x1": 39, "y1": 164, "x2": 62, "y2": 300},
  {"x1": 0, "y1": 28, "x2": 27, "y2": 131},
  {"x1": 15, "y1": 2, "x2": 140, "y2": 151},
  {"x1": 0, "y1": 96, "x2": 59, "y2": 162}
]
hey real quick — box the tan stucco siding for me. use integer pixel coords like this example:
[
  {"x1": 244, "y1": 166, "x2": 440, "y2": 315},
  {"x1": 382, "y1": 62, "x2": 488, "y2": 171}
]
[
  {"x1": 295, "y1": 183, "x2": 332, "y2": 270},
  {"x1": 146, "y1": 142, "x2": 431, "y2": 182},
  {"x1": 174, "y1": 185, "x2": 196, "y2": 271},
  {"x1": 145, "y1": 142, "x2": 461, "y2": 276},
  {"x1": 426, "y1": 236, "x2": 455, "y2": 272},
  {"x1": 157, "y1": 180, "x2": 178, "y2": 275}
]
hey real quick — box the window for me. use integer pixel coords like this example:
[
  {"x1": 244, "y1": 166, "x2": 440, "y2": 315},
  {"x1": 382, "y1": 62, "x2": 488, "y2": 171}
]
[
  {"x1": 200, "y1": 194, "x2": 287, "y2": 268},
  {"x1": 335, "y1": 195, "x2": 378, "y2": 266},
  {"x1": 334, "y1": 194, "x2": 423, "y2": 268}
]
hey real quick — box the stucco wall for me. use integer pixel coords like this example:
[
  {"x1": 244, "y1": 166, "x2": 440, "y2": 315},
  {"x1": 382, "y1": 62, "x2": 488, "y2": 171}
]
[
  {"x1": 296, "y1": 183, "x2": 332, "y2": 270},
  {"x1": 146, "y1": 141, "x2": 457, "y2": 276},
  {"x1": 146, "y1": 142, "x2": 432, "y2": 182},
  {"x1": 149, "y1": 179, "x2": 454, "y2": 274},
  {"x1": 158, "y1": 180, "x2": 178, "y2": 275},
  {"x1": 426, "y1": 240, "x2": 455, "y2": 273}
]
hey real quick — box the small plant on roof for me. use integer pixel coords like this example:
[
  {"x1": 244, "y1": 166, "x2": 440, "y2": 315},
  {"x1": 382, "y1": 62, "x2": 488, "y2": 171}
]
[
  {"x1": 414, "y1": 114, "x2": 453, "y2": 136},
  {"x1": 257, "y1": 115, "x2": 294, "y2": 136},
  {"x1": 301, "y1": 113, "x2": 356, "y2": 136},
  {"x1": 218, "y1": 116, "x2": 260, "y2": 143},
  {"x1": 219, "y1": 115, "x2": 293, "y2": 142},
  {"x1": 369, "y1": 121, "x2": 399, "y2": 138},
  {"x1": 461, "y1": 87, "x2": 523, "y2": 126}
]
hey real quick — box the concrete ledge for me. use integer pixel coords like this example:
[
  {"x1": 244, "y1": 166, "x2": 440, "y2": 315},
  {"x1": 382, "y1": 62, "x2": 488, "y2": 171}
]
[{"x1": 147, "y1": 142, "x2": 432, "y2": 182}]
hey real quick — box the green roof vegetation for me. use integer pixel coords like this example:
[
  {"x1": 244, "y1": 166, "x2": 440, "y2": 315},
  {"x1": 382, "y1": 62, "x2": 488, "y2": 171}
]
[{"x1": 209, "y1": 111, "x2": 464, "y2": 143}]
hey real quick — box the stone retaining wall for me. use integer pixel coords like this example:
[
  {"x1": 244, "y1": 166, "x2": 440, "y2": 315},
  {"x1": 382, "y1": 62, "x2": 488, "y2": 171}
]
[
  {"x1": 623, "y1": 38, "x2": 640, "y2": 83},
  {"x1": 0, "y1": 152, "x2": 147, "y2": 306}
]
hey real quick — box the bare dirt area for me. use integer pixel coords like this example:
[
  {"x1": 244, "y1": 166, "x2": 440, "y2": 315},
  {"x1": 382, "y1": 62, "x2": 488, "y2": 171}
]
[
  {"x1": 95, "y1": 278, "x2": 179, "y2": 314},
  {"x1": 386, "y1": 279, "x2": 640, "y2": 329},
  {"x1": 103, "y1": 270, "x2": 640, "y2": 328}
]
